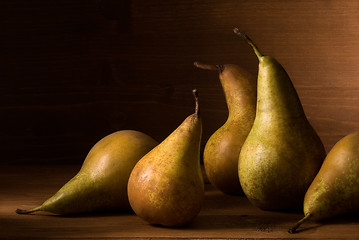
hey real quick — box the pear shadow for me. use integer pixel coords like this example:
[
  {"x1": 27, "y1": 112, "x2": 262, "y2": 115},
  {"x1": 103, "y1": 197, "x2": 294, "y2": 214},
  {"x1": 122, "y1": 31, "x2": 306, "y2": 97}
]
[
  {"x1": 202, "y1": 187, "x2": 247, "y2": 211},
  {"x1": 186, "y1": 213, "x2": 298, "y2": 231},
  {"x1": 148, "y1": 222, "x2": 194, "y2": 230},
  {"x1": 54, "y1": 209, "x2": 135, "y2": 218},
  {"x1": 289, "y1": 223, "x2": 323, "y2": 234},
  {"x1": 19, "y1": 209, "x2": 135, "y2": 218},
  {"x1": 263, "y1": 207, "x2": 302, "y2": 214},
  {"x1": 318, "y1": 214, "x2": 359, "y2": 230},
  {"x1": 203, "y1": 184, "x2": 303, "y2": 214},
  {"x1": 194, "y1": 185, "x2": 306, "y2": 231}
]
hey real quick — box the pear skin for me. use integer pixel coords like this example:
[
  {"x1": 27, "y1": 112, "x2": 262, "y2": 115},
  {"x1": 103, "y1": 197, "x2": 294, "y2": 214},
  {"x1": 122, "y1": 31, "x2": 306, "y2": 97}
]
[
  {"x1": 235, "y1": 28, "x2": 326, "y2": 210},
  {"x1": 289, "y1": 131, "x2": 359, "y2": 233},
  {"x1": 127, "y1": 89, "x2": 204, "y2": 227},
  {"x1": 194, "y1": 62, "x2": 256, "y2": 195},
  {"x1": 16, "y1": 130, "x2": 158, "y2": 215}
]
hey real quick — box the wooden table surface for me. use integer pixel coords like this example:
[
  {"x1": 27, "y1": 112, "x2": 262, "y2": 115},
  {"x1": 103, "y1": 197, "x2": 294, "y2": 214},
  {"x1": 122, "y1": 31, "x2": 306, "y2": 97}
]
[{"x1": 1, "y1": 164, "x2": 359, "y2": 239}]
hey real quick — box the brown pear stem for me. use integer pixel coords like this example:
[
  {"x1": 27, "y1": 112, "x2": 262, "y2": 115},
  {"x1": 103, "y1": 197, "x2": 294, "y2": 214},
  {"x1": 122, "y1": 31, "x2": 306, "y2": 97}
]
[
  {"x1": 288, "y1": 213, "x2": 312, "y2": 234},
  {"x1": 16, "y1": 206, "x2": 42, "y2": 214},
  {"x1": 192, "y1": 89, "x2": 199, "y2": 117},
  {"x1": 233, "y1": 28, "x2": 263, "y2": 60},
  {"x1": 194, "y1": 61, "x2": 226, "y2": 74},
  {"x1": 193, "y1": 61, "x2": 218, "y2": 71}
]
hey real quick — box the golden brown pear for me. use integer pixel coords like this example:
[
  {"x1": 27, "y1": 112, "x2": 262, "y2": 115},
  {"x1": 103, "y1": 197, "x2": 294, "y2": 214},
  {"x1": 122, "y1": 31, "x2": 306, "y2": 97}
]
[
  {"x1": 16, "y1": 130, "x2": 158, "y2": 215},
  {"x1": 194, "y1": 62, "x2": 256, "y2": 195},
  {"x1": 289, "y1": 131, "x2": 359, "y2": 233},
  {"x1": 127, "y1": 89, "x2": 203, "y2": 227}
]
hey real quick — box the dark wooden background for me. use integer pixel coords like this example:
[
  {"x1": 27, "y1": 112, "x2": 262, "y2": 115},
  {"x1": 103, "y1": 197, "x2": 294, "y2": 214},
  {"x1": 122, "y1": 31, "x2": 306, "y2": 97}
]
[{"x1": 1, "y1": 0, "x2": 359, "y2": 165}]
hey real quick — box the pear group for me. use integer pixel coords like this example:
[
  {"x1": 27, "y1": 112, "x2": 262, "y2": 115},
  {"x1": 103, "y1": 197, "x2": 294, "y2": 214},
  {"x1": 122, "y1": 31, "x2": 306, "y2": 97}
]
[{"x1": 16, "y1": 27, "x2": 356, "y2": 234}]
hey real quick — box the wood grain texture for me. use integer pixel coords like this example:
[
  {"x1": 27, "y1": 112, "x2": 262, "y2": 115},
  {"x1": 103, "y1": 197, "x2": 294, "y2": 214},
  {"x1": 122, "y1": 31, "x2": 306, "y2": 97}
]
[
  {"x1": 1, "y1": 165, "x2": 359, "y2": 239},
  {"x1": 1, "y1": 0, "x2": 359, "y2": 164}
]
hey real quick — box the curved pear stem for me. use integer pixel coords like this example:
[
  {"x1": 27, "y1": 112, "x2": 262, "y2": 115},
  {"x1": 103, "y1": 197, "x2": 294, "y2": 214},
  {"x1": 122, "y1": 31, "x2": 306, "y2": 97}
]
[
  {"x1": 288, "y1": 213, "x2": 312, "y2": 234},
  {"x1": 193, "y1": 61, "x2": 218, "y2": 71},
  {"x1": 16, "y1": 206, "x2": 42, "y2": 214},
  {"x1": 194, "y1": 61, "x2": 225, "y2": 74},
  {"x1": 192, "y1": 89, "x2": 200, "y2": 117},
  {"x1": 233, "y1": 28, "x2": 263, "y2": 60}
]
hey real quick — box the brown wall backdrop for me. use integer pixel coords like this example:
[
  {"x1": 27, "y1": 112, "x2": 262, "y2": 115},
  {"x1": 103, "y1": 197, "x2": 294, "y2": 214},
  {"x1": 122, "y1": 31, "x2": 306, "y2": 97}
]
[{"x1": 1, "y1": 0, "x2": 359, "y2": 164}]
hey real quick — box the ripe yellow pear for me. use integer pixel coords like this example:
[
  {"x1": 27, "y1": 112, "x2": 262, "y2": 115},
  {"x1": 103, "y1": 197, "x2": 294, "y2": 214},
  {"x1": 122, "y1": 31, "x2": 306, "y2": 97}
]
[
  {"x1": 194, "y1": 61, "x2": 256, "y2": 195},
  {"x1": 16, "y1": 130, "x2": 158, "y2": 215},
  {"x1": 127, "y1": 89, "x2": 204, "y2": 227}
]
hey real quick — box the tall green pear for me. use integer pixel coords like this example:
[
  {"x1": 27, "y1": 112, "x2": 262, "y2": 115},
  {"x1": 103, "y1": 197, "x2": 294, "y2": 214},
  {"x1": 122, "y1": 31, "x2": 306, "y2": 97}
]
[
  {"x1": 235, "y1": 28, "x2": 326, "y2": 210},
  {"x1": 194, "y1": 61, "x2": 256, "y2": 195},
  {"x1": 127, "y1": 89, "x2": 204, "y2": 227},
  {"x1": 289, "y1": 131, "x2": 359, "y2": 233},
  {"x1": 16, "y1": 130, "x2": 158, "y2": 215}
]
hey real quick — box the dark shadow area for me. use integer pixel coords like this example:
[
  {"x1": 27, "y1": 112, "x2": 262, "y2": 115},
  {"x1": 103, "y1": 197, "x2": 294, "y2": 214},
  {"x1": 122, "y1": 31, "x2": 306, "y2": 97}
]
[{"x1": 187, "y1": 213, "x2": 295, "y2": 231}]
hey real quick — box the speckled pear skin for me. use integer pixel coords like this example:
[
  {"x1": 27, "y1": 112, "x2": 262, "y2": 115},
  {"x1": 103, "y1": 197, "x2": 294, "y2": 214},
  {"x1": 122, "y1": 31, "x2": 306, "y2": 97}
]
[
  {"x1": 235, "y1": 29, "x2": 326, "y2": 210},
  {"x1": 196, "y1": 63, "x2": 256, "y2": 195},
  {"x1": 289, "y1": 132, "x2": 359, "y2": 233},
  {"x1": 16, "y1": 130, "x2": 158, "y2": 215},
  {"x1": 127, "y1": 92, "x2": 204, "y2": 227},
  {"x1": 304, "y1": 131, "x2": 359, "y2": 220}
]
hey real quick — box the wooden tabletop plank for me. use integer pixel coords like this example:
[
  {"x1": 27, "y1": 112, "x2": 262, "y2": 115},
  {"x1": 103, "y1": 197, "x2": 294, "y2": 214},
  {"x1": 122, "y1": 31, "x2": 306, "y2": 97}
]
[{"x1": 1, "y1": 165, "x2": 359, "y2": 239}]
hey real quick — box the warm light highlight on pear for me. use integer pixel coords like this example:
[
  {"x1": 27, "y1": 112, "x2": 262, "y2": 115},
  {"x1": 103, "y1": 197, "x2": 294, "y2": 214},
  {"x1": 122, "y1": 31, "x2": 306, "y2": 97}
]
[
  {"x1": 235, "y1": 28, "x2": 326, "y2": 210},
  {"x1": 127, "y1": 89, "x2": 204, "y2": 227}
]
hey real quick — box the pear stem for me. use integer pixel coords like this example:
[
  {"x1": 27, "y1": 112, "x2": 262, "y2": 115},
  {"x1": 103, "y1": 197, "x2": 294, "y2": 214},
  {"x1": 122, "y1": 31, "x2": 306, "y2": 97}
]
[
  {"x1": 16, "y1": 206, "x2": 42, "y2": 214},
  {"x1": 193, "y1": 61, "x2": 218, "y2": 71},
  {"x1": 233, "y1": 28, "x2": 263, "y2": 60},
  {"x1": 192, "y1": 89, "x2": 199, "y2": 117},
  {"x1": 194, "y1": 61, "x2": 225, "y2": 74},
  {"x1": 288, "y1": 213, "x2": 312, "y2": 234}
]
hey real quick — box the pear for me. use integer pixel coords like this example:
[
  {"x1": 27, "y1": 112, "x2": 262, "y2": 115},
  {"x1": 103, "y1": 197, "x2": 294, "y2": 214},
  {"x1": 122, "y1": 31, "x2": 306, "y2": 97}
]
[
  {"x1": 127, "y1": 89, "x2": 204, "y2": 227},
  {"x1": 16, "y1": 130, "x2": 158, "y2": 215},
  {"x1": 234, "y1": 28, "x2": 326, "y2": 210},
  {"x1": 194, "y1": 61, "x2": 256, "y2": 195},
  {"x1": 289, "y1": 131, "x2": 359, "y2": 233}
]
